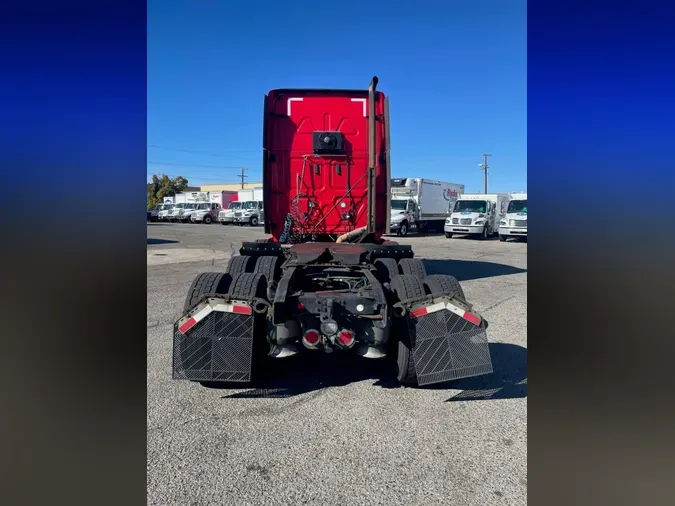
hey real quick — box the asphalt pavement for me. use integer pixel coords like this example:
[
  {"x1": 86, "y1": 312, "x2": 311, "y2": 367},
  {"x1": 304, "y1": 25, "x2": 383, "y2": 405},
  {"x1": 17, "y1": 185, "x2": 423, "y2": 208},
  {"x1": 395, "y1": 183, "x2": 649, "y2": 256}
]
[{"x1": 147, "y1": 222, "x2": 527, "y2": 506}]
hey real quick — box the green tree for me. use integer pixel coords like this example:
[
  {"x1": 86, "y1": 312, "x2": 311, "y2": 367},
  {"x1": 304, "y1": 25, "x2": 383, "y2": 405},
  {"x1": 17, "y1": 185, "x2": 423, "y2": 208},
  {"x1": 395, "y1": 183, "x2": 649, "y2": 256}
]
[{"x1": 147, "y1": 174, "x2": 189, "y2": 210}]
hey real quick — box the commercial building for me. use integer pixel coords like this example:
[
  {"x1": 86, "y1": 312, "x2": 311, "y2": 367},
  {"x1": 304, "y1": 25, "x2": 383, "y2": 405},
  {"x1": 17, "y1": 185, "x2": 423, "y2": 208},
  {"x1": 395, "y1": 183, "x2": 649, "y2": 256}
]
[{"x1": 200, "y1": 183, "x2": 262, "y2": 192}]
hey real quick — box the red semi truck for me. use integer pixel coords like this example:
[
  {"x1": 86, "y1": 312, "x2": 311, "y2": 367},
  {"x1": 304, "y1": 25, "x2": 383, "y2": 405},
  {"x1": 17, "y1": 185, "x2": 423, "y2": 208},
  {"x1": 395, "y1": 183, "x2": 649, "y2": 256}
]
[{"x1": 172, "y1": 77, "x2": 493, "y2": 387}]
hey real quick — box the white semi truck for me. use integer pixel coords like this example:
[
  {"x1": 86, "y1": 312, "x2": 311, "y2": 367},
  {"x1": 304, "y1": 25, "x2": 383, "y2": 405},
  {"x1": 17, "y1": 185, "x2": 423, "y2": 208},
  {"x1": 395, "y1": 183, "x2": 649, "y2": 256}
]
[
  {"x1": 498, "y1": 192, "x2": 527, "y2": 241},
  {"x1": 389, "y1": 178, "x2": 465, "y2": 236},
  {"x1": 444, "y1": 193, "x2": 510, "y2": 240}
]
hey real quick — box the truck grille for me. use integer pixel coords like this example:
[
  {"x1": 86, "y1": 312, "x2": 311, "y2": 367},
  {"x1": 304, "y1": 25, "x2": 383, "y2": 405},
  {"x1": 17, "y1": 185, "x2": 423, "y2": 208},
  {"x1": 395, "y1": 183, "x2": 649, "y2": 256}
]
[
  {"x1": 234, "y1": 212, "x2": 242, "y2": 217},
  {"x1": 460, "y1": 218, "x2": 473, "y2": 225},
  {"x1": 511, "y1": 220, "x2": 527, "y2": 227},
  {"x1": 452, "y1": 218, "x2": 459, "y2": 224}
]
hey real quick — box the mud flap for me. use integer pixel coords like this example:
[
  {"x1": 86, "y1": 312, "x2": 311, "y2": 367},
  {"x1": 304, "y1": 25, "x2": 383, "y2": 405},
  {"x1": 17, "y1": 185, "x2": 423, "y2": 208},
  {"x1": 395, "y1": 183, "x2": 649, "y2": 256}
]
[
  {"x1": 172, "y1": 298, "x2": 255, "y2": 382},
  {"x1": 409, "y1": 300, "x2": 493, "y2": 386}
]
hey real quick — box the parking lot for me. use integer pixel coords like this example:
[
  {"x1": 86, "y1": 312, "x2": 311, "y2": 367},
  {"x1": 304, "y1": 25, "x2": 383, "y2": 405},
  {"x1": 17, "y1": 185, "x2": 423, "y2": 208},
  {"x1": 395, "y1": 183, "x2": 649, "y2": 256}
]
[{"x1": 147, "y1": 223, "x2": 527, "y2": 506}]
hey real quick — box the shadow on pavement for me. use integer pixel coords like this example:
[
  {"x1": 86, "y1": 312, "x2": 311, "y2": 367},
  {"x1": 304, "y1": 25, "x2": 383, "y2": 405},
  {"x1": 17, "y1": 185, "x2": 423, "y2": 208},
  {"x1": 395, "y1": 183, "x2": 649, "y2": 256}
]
[
  {"x1": 203, "y1": 342, "x2": 526, "y2": 402},
  {"x1": 439, "y1": 342, "x2": 527, "y2": 402},
  {"x1": 422, "y1": 259, "x2": 526, "y2": 281},
  {"x1": 147, "y1": 238, "x2": 179, "y2": 245}
]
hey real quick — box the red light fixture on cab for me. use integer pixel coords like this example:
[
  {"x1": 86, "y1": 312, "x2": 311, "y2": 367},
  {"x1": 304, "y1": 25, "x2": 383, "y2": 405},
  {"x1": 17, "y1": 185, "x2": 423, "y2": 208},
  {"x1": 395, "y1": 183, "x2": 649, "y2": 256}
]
[{"x1": 338, "y1": 330, "x2": 355, "y2": 348}]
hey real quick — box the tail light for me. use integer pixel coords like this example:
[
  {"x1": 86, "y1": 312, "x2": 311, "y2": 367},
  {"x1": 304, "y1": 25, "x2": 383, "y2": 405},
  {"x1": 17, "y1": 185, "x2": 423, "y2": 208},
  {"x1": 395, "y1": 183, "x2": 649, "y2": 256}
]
[
  {"x1": 338, "y1": 330, "x2": 355, "y2": 348},
  {"x1": 303, "y1": 329, "x2": 320, "y2": 348}
]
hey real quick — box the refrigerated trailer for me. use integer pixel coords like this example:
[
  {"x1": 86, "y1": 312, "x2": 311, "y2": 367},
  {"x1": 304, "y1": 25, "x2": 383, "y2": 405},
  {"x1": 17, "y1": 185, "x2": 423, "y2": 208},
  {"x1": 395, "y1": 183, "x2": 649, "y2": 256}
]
[
  {"x1": 389, "y1": 178, "x2": 464, "y2": 236},
  {"x1": 172, "y1": 77, "x2": 493, "y2": 388}
]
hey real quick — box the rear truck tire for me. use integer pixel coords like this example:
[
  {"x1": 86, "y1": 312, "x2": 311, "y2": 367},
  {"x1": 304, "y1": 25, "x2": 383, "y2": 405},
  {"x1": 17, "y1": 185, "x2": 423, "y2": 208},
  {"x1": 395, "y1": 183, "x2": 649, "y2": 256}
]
[
  {"x1": 203, "y1": 215, "x2": 213, "y2": 224},
  {"x1": 398, "y1": 258, "x2": 427, "y2": 279},
  {"x1": 226, "y1": 255, "x2": 255, "y2": 276},
  {"x1": 198, "y1": 272, "x2": 269, "y2": 387},
  {"x1": 445, "y1": 232, "x2": 453, "y2": 239},
  {"x1": 422, "y1": 274, "x2": 465, "y2": 300},
  {"x1": 374, "y1": 258, "x2": 399, "y2": 283},
  {"x1": 254, "y1": 255, "x2": 280, "y2": 283},
  {"x1": 250, "y1": 216, "x2": 259, "y2": 227},
  {"x1": 397, "y1": 220, "x2": 409, "y2": 237},
  {"x1": 180, "y1": 272, "x2": 234, "y2": 378},
  {"x1": 183, "y1": 272, "x2": 233, "y2": 314},
  {"x1": 478, "y1": 226, "x2": 488, "y2": 240},
  {"x1": 499, "y1": 235, "x2": 507, "y2": 242},
  {"x1": 389, "y1": 275, "x2": 426, "y2": 387}
]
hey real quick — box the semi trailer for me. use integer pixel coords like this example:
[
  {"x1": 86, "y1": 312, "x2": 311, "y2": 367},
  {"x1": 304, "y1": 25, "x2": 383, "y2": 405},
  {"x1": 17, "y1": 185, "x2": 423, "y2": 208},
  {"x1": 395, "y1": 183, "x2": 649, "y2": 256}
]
[{"x1": 172, "y1": 77, "x2": 493, "y2": 388}]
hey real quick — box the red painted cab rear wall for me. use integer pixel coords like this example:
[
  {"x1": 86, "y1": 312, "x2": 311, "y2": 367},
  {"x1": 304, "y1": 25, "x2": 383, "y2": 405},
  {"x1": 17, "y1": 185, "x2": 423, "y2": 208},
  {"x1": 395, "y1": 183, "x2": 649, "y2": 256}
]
[{"x1": 262, "y1": 89, "x2": 389, "y2": 240}]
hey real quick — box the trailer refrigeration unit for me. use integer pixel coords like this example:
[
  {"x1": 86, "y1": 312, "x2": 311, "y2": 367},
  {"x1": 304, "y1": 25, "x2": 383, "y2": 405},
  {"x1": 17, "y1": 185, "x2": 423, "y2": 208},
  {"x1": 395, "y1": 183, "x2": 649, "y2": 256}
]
[{"x1": 172, "y1": 77, "x2": 493, "y2": 388}]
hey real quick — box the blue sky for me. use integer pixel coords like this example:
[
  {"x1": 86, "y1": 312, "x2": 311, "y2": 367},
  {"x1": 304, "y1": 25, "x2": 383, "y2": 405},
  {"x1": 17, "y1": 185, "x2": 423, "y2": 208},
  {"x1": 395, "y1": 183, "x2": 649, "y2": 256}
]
[{"x1": 148, "y1": 0, "x2": 526, "y2": 193}]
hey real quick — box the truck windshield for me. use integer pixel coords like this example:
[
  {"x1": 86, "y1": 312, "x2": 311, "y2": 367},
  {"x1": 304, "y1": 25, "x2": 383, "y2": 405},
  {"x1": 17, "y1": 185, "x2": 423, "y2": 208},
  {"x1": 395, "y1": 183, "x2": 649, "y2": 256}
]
[
  {"x1": 391, "y1": 200, "x2": 407, "y2": 211},
  {"x1": 162, "y1": 204, "x2": 173, "y2": 210},
  {"x1": 174, "y1": 203, "x2": 186, "y2": 209},
  {"x1": 454, "y1": 200, "x2": 487, "y2": 213},
  {"x1": 228, "y1": 202, "x2": 242, "y2": 209},
  {"x1": 243, "y1": 201, "x2": 257, "y2": 210},
  {"x1": 186, "y1": 203, "x2": 198, "y2": 209},
  {"x1": 507, "y1": 200, "x2": 527, "y2": 213}
]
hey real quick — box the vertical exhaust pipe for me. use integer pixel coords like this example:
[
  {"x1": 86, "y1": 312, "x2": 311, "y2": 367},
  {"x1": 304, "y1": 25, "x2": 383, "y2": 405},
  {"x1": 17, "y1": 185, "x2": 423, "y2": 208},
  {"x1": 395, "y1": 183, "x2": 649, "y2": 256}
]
[{"x1": 367, "y1": 76, "x2": 378, "y2": 234}]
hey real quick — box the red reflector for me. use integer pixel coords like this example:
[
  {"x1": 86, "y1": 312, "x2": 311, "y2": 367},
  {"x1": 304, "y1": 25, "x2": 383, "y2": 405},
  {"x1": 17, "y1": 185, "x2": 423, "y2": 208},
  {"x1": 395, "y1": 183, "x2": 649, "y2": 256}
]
[
  {"x1": 462, "y1": 311, "x2": 481, "y2": 326},
  {"x1": 231, "y1": 304, "x2": 252, "y2": 315},
  {"x1": 304, "y1": 331, "x2": 320, "y2": 345},
  {"x1": 410, "y1": 307, "x2": 428, "y2": 318},
  {"x1": 297, "y1": 303, "x2": 305, "y2": 310},
  {"x1": 178, "y1": 317, "x2": 197, "y2": 334},
  {"x1": 338, "y1": 331, "x2": 354, "y2": 346}
]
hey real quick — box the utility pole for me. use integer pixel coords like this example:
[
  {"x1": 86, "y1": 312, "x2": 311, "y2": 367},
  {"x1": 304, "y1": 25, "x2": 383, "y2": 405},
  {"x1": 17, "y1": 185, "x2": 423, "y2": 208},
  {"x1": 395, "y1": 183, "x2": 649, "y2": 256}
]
[
  {"x1": 479, "y1": 154, "x2": 491, "y2": 194},
  {"x1": 239, "y1": 167, "x2": 248, "y2": 189}
]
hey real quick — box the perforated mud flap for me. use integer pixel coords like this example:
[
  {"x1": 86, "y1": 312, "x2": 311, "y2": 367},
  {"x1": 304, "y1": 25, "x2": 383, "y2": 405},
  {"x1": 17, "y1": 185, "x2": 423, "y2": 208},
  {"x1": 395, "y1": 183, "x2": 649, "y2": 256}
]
[
  {"x1": 172, "y1": 298, "x2": 255, "y2": 382},
  {"x1": 409, "y1": 300, "x2": 493, "y2": 386}
]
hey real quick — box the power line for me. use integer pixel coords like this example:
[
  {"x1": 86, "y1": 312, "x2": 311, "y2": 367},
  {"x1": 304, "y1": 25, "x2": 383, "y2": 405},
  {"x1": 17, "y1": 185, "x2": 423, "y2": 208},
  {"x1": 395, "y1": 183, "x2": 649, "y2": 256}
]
[
  {"x1": 147, "y1": 144, "x2": 261, "y2": 161},
  {"x1": 146, "y1": 172, "x2": 260, "y2": 183},
  {"x1": 147, "y1": 160, "x2": 249, "y2": 169}
]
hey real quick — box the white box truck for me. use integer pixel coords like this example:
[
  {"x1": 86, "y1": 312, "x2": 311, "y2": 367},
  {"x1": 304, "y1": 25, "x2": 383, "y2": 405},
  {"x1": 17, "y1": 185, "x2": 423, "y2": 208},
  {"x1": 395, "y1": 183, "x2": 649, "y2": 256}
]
[
  {"x1": 389, "y1": 178, "x2": 464, "y2": 236},
  {"x1": 218, "y1": 187, "x2": 264, "y2": 226},
  {"x1": 190, "y1": 191, "x2": 237, "y2": 224},
  {"x1": 444, "y1": 193, "x2": 510, "y2": 240},
  {"x1": 232, "y1": 187, "x2": 264, "y2": 226},
  {"x1": 498, "y1": 192, "x2": 527, "y2": 241}
]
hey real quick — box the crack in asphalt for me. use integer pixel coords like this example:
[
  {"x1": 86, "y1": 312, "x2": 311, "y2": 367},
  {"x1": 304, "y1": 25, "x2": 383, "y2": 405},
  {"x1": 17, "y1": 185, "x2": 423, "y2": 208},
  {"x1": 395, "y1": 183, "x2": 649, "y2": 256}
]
[{"x1": 482, "y1": 295, "x2": 516, "y2": 313}]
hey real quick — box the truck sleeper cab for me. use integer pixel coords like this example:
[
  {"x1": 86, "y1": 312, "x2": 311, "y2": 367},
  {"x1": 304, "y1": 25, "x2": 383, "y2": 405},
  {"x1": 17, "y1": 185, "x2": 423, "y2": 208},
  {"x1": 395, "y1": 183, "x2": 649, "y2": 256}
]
[{"x1": 172, "y1": 77, "x2": 493, "y2": 389}]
